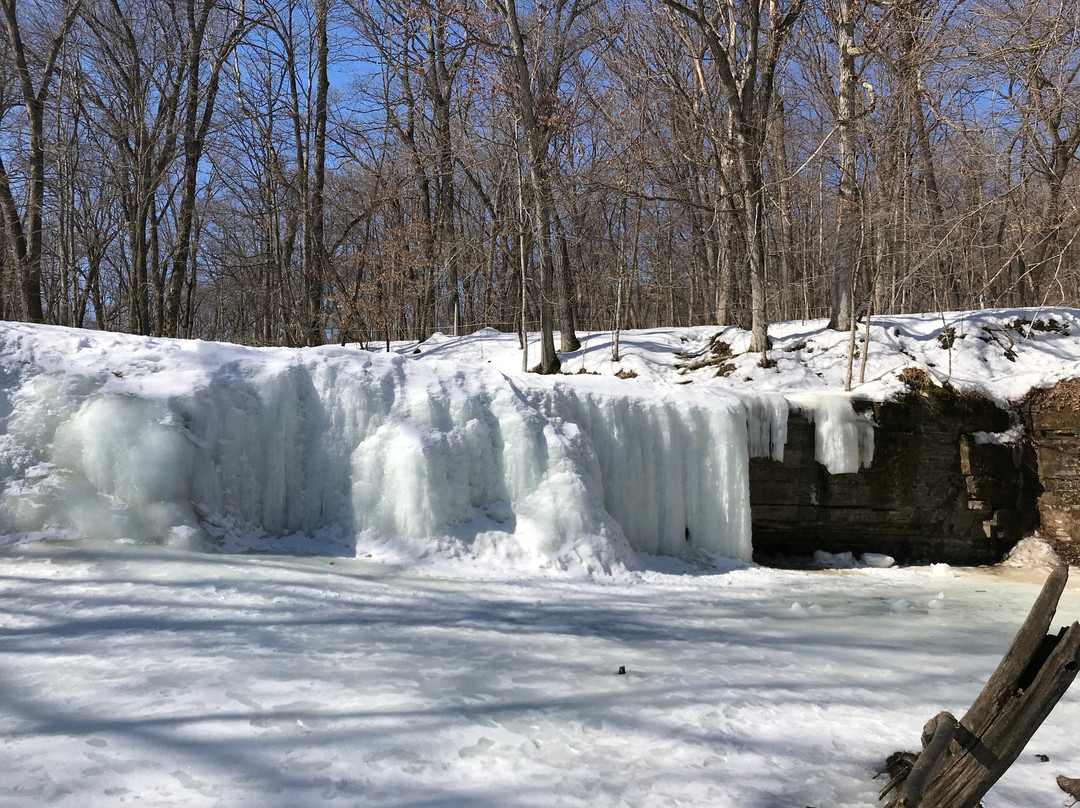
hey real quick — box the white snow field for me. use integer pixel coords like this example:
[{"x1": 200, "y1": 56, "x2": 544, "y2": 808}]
[
  {"x1": 1, "y1": 543, "x2": 1079, "y2": 808},
  {"x1": 1, "y1": 307, "x2": 1080, "y2": 807}
]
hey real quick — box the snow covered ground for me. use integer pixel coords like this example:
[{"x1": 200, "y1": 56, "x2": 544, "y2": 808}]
[
  {"x1": 1, "y1": 540, "x2": 1078, "y2": 808},
  {"x1": 405, "y1": 307, "x2": 1080, "y2": 406},
  {"x1": 2, "y1": 307, "x2": 1080, "y2": 807}
]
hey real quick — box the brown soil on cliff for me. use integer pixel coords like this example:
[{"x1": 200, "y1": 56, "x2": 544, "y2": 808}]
[{"x1": 1026, "y1": 377, "x2": 1080, "y2": 409}]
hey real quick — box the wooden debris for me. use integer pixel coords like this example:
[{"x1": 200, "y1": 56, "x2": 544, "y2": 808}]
[
  {"x1": 881, "y1": 562, "x2": 1080, "y2": 808},
  {"x1": 878, "y1": 752, "x2": 917, "y2": 801},
  {"x1": 883, "y1": 712, "x2": 957, "y2": 808},
  {"x1": 673, "y1": 332, "x2": 726, "y2": 361},
  {"x1": 675, "y1": 354, "x2": 733, "y2": 373},
  {"x1": 674, "y1": 335, "x2": 734, "y2": 374}
]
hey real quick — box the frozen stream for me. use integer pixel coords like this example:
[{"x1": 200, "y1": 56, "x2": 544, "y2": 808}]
[{"x1": 1, "y1": 541, "x2": 1078, "y2": 808}]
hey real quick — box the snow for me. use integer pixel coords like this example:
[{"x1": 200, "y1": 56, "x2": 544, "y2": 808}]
[
  {"x1": 862, "y1": 552, "x2": 897, "y2": 569},
  {"x1": 416, "y1": 307, "x2": 1080, "y2": 407},
  {"x1": 1002, "y1": 536, "x2": 1065, "y2": 570},
  {"x1": 0, "y1": 541, "x2": 1078, "y2": 808},
  {"x1": 2, "y1": 307, "x2": 1080, "y2": 806},
  {"x1": 6, "y1": 307, "x2": 1077, "y2": 569},
  {"x1": 973, "y1": 426, "x2": 1027, "y2": 445}
]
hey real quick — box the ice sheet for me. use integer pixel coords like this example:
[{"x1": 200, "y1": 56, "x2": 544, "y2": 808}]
[{"x1": 0, "y1": 541, "x2": 1075, "y2": 808}]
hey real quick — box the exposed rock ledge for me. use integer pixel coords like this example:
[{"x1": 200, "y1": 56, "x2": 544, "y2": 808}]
[
  {"x1": 750, "y1": 380, "x2": 1080, "y2": 566},
  {"x1": 1024, "y1": 378, "x2": 1080, "y2": 565}
]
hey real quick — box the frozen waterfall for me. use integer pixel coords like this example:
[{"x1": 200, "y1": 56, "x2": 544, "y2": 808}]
[{"x1": 0, "y1": 324, "x2": 874, "y2": 571}]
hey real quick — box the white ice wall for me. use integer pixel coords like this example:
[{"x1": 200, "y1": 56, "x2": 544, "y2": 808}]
[
  {"x1": 743, "y1": 394, "x2": 790, "y2": 462},
  {"x1": 740, "y1": 391, "x2": 875, "y2": 475},
  {"x1": 0, "y1": 328, "x2": 755, "y2": 570},
  {"x1": 540, "y1": 386, "x2": 751, "y2": 559},
  {"x1": 0, "y1": 326, "x2": 878, "y2": 570},
  {"x1": 787, "y1": 394, "x2": 876, "y2": 474}
]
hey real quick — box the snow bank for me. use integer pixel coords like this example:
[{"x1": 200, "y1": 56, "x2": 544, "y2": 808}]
[
  {"x1": 430, "y1": 308, "x2": 1080, "y2": 406},
  {"x1": 0, "y1": 324, "x2": 758, "y2": 571}
]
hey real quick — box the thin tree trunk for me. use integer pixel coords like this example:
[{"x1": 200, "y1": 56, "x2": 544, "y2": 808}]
[
  {"x1": 772, "y1": 94, "x2": 795, "y2": 322},
  {"x1": 307, "y1": 0, "x2": 329, "y2": 346},
  {"x1": 830, "y1": 0, "x2": 859, "y2": 332},
  {"x1": 166, "y1": 0, "x2": 244, "y2": 337},
  {"x1": 501, "y1": 0, "x2": 558, "y2": 373},
  {"x1": 554, "y1": 212, "x2": 580, "y2": 352},
  {"x1": 0, "y1": 0, "x2": 82, "y2": 322}
]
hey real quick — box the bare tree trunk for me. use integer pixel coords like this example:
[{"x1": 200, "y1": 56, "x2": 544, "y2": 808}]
[
  {"x1": 830, "y1": 0, "x2": 859, "y2": 332},
  {"x1": 772, "y1": 93, "x2": 795, "y2": 322},
  {"x1": 166, "y1": 0, "x2": 245, "y2": 337},
  {"x1": 657, "y1": 0, "x2": 803, "y2": 355},
  {"x1": 306, "y1": 0, "x2": 329, "y2": 346},
  {"x1": 911, "y1": 98, "x2": 959, "y2": 310},
  {"x1": 0, "y1": 0, "x2": 83, "y2": 323},
  {"x1": 127, "y1": 197, "x2": 152, "y2": 335},
  {"x1": 499, "y1": 0, "x2": 559, "y2": 373},
  {"x1": 738, "y1": 148, "x2": 771, "y2": 355},
  {"x1": 428, "y1": 6, "x2": 459, "y2": 336},
  {"x1": 554, "y1": 212, "x2": 580, "y2": 352}
]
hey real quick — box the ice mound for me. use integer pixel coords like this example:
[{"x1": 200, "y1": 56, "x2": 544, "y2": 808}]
[
  {"x1": 1002, "y1": 535, "x2": 1063, "y2": 570},
  {"x1": 0, "y1": 325, "x2": 755, "y2": 572}
]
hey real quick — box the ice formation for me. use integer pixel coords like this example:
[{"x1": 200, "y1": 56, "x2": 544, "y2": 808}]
[
  {"x1": 788, "y1": 394, "x2": 876, "y2": 474},
  {"x1": 743, "y1": 393, "x2": 790, "y2": 462},
  {"x1": 0, "y1": 326, "x2": 762, "y2": 570},
  {"x1": 0, "y1": 324, "x2": 887, "y2": 569}
]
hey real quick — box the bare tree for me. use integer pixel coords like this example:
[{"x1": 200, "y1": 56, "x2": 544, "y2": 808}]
[
  {"x1": 0, "y1": 0, "x2": 83, "y2": 322},
  {"x1": 481, "y1": 0, "x2": 593, "y2": 371},
  {"x1": 347, "y1": 0, "x2": 476, "y2": 339},
  {"x1": 828, "y1": 0, "x2": 864, "y2": 331},
  {"x1": 165, "y1": 0, "x2": 249, "y2": 337},
  {"x1": 79, "y1": 0, "x2": 186, "y2": 335},
  {"x1": 656, "y1": 0, "x2": 804, "y2": 355},
  {"x1": 997, "y1": 0, "x2": 1080, "y2": 304}
]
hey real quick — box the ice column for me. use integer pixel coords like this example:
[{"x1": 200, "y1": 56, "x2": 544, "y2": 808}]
[{"x1": 787, "y1": 394, "x2": 875, "y2": 474}]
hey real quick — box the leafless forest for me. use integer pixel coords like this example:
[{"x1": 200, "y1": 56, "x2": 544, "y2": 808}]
[{"x1": 1, "y1": 0, "x2": 1078, "y2": 365}]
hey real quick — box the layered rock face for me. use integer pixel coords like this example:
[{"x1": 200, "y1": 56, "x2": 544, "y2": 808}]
[
  {"x1": 750, "y1": 395, "x2": 1040, "y2": 564},
  {"x1": 1025, "y1": 379, "x2": 1080, "y2": 548}
]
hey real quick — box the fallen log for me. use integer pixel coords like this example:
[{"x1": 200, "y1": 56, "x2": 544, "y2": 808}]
[{"x1": 882, "y1": 562, "x2": 1080, "y2": 808}]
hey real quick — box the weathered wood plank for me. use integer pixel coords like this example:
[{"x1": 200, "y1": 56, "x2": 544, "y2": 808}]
[
  {"x1": 963, "y1": 561, "x2": 1069, "y2": 735},
  {"x1": 909, "y1": 563, "x2": 1080, "y2": 808}
]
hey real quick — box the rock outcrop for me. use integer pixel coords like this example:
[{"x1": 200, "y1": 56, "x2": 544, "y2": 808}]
[
  {"x1": 750, "y1": 392, "x2": 1039, "y2": 564},
  {"x1": 1025, "y1": 379, "x2": 1080, "y2": 555}
]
